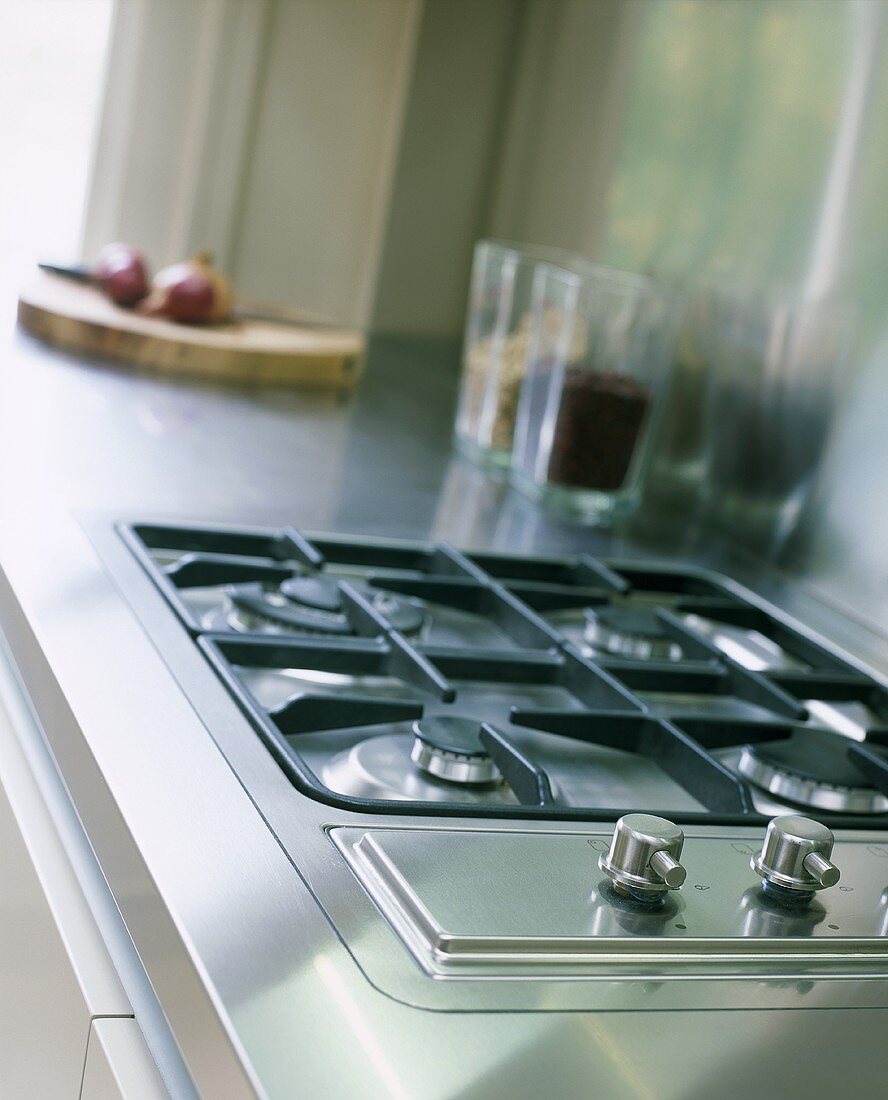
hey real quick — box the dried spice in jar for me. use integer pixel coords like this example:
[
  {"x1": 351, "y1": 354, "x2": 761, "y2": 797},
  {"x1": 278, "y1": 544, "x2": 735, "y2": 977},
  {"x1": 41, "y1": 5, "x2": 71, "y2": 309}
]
[
  {"x1": 545, "y1": 368, "x2": 652, "y2": 491},
  {"x1": 461, "y1": 317, "x2": 534, "y2": 452},
  {"x1": 460, "y1": 306, "x2": 586, "y2": 456}
]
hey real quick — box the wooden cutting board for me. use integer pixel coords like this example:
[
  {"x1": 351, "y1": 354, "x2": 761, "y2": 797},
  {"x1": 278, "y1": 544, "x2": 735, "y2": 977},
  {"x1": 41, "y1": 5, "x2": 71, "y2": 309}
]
[{"x1": 17, "y1": 272, "x2": 365, "y2": 389}]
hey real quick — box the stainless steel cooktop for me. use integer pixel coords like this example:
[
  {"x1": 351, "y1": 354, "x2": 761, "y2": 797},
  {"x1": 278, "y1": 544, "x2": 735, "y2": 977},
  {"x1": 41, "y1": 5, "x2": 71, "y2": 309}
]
[{"x1": 111, "y1": 520, "x2": 888, "y2": 1016}]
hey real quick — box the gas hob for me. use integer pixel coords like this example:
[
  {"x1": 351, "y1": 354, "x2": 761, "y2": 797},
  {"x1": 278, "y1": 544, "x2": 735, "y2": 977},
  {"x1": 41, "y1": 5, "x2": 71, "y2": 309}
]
[
  {"x1": 107, "y1": 520, "x2": 888, "y2": 1015},
  {"x1": 122, "y1": 521, "x2": 888, "y2": 828}
]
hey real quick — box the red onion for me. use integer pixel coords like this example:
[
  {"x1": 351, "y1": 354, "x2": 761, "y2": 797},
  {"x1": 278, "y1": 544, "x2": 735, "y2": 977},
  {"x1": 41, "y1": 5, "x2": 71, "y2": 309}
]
[
  {"x1": 140, "y1": 252, "x2": 233, "y2": 324},
  {"x1": 95, "y1": 243, "x2": 149, "y2": 306}
]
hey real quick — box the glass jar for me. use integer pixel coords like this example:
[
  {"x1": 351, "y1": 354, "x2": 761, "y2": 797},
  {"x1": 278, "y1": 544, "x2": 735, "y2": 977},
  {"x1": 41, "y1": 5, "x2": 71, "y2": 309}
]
[
  {"x1": 511, "y1": 263, "x2": 681, "y2": 523},
  {"x1": 454, "y1": 240, "x2": 584, "y2": 468},
  {"x1": 701, "y1": 288, "x2": 852, "y2": 553}
]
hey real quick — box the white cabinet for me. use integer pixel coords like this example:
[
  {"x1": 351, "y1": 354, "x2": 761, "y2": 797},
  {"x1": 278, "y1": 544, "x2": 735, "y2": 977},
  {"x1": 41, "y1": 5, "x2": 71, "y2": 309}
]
[
  {"x1": 0, "y1": 673, "x2": 135, "y2": 1095},
  {"x1": 80, "y1": 1019, "x2": 167, "y2": 1099}
]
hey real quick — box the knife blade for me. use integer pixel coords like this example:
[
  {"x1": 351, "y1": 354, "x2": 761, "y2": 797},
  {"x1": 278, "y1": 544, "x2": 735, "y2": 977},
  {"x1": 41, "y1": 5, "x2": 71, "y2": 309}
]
[{"x1": 38, "y1": 261, "x2": 94, "y2": 282}]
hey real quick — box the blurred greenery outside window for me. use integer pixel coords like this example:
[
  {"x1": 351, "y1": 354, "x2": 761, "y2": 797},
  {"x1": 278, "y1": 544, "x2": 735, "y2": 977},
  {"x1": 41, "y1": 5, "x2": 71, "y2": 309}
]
[{"x1": 602, "y1": 0, "x2": 887, "y2": 354}]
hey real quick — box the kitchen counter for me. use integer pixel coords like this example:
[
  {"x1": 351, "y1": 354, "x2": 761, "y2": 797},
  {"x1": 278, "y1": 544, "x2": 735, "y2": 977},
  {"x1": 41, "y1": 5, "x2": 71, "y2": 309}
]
[
  {"x1": 0, "y1": 326, "x2": 632, "y2": 549},
  {"x1": 2, "y1": 324, "x2": 883, "y2": 664},
  {"x1": 0, "y1": 326, "x2": 886, "y2": 1099}
]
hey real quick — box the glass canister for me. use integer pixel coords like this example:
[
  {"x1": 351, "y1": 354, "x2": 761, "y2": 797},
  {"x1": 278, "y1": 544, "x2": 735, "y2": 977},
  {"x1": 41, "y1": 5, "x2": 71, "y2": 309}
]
[
  {"x1": 511, "y1": 263, "x2": 682, "y2": 523},
  {"x1": 701, "y1": 288, "x2": 852, "y2": 553},
  {"x1": 454, "y1": 240, "x2": 584, "y2": 467}
]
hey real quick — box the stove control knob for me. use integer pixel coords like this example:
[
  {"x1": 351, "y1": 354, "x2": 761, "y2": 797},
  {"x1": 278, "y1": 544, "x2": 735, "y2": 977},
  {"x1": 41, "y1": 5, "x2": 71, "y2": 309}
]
[
  {"x1": 751, "y1": 815, "x2": 840, "y2": 899},
  {"x1": 599, "y1": 813, "x2": 687, "y2": 901}
]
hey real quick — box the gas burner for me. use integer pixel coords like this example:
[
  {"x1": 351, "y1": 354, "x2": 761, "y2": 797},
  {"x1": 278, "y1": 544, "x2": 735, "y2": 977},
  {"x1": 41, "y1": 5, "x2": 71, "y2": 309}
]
[
  {"x1": 221, "y1": 580, "x2": 352, "y2": 635},
  {"x1": 737, "y1": 729, "x2": 888, "y2": 815},
  {"x1": 321, "y1": 717, "x2": 515, "y2": 805},
  {"x1": 279, "y1": 575, "x2": 348, "y2": 612},
  {"x1": 212, "y1": 575, "x2": 426, "y2": 637},
  {"x1": 410, "y1": 716, "x2": 501, "y2": 785},
  {"x1": 584, "y1": 606, "x2": 683, "y2": 661}
]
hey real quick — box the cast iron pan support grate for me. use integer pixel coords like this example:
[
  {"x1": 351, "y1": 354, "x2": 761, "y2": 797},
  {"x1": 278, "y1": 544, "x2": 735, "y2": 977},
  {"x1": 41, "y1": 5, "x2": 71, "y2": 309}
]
[{"x1": 121, "y1": 520, "x2": 888, "y2": 828}]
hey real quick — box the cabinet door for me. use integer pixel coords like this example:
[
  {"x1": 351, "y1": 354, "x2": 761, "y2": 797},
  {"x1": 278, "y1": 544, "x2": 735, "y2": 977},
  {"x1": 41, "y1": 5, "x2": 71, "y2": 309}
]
[
  {"x1": 80, "y1": 1019, "x2": 167, "y2": 1099},
  {"x1": 0, "y1": 674, "x2": 131, "y2": 1095}
]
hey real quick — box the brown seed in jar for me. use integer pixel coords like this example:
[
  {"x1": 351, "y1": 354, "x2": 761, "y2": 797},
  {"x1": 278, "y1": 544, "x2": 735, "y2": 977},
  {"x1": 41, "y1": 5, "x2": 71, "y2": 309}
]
[{"x1": 545, "y1": 368, "x2": 652, "y2": 491}]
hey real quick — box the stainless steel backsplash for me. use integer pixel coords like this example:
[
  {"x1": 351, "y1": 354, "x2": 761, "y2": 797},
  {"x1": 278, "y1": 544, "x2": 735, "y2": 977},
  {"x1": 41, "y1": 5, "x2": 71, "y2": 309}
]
[{"x1": 592, "y1": 0, "x2": 888, "y2": 637}]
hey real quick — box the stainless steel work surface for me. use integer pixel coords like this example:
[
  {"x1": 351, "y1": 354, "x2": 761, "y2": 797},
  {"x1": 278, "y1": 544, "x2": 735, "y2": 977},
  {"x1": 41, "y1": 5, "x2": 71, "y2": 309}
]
[{"x1": 2, "y1": 324, "x2": 888, "y2": 1099}]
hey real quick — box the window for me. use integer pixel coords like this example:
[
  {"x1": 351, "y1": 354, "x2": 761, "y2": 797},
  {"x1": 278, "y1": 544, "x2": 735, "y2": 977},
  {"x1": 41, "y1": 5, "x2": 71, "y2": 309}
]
[{"x1": 0, "y1": 0, "x2": 112, "y2": 310}]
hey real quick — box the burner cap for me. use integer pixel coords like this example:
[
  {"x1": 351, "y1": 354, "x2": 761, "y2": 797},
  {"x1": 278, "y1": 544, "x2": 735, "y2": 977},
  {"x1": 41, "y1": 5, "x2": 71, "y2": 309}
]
[
  {"x1": 225, "y1": 575, "x2": 426, "y2": 637},
  {"x1": 738, "y1": 728, "x2": 888, "y2": 815},
  {"x1": 584, "y1": 606, "x2": 682, "y2": 661},
  {"x1": 227, "y1": 582, "x2": 353, "y2": 635},
  {"x1": 410, "y1": 716, "x2": 500, "y2": 786},
  {"x1": 367, "y1": 590, "x2": 426, "y2": 636},
  {"x1": 280, "y1": 575, "x2": 343, "y2": 612},
  {"x1": 282, "y1": 575, "x2": 426, "y2": 635}
]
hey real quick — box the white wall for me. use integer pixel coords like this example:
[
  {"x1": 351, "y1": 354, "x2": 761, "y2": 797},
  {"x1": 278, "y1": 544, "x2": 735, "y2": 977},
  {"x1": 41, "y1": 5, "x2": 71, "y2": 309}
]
[
  {"x1": 83, "y1": 0, "x2": 421, "y2": 329},
  {"x1": 369, "y1": 0, "x2": 519, "y2": 337},
  {"x1": 229, "y1": 0, "x2": 421, "y2": 327},
  {"x1": 486, "y1": 0, "x2": 638, "y2": 258},
  {"x1": 81, "y1": 0, "x2": 631, "y2": 336},
  {"x1": 370, "y1": 0, "x2": 638, "y2": 336},
  {"x1": 82, "y1": 0, "x2": 270, "y2": 272}
]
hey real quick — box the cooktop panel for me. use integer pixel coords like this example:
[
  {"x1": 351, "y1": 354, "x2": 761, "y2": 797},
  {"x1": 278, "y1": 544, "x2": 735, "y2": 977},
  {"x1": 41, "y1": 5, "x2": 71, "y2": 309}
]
[{"x1": 331, "y1": 825, "x2": 888, "y2": 977}]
